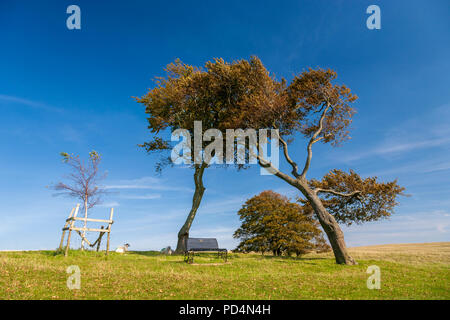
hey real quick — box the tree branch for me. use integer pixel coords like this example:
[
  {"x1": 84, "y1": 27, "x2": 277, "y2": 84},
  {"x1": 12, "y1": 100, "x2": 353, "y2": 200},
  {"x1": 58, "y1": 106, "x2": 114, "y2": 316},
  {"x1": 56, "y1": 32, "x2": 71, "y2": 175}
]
[
  {"x1": 314, "y1": 188, "x2": 361, "y2": 198},
  {"x1": 300, "y1": 103, "x2": 330, "y2": 179},
  {"x1": 276, "y1": 132, "x2": 300, "y2": 178},
  {"x1": 256, "y1": 154, "x2": 300, "y2": 188}
]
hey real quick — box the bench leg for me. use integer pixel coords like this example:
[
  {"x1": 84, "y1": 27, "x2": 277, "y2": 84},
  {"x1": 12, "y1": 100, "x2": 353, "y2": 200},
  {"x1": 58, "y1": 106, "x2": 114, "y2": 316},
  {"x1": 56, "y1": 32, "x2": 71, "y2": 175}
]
[{"x1": 184, "y1": 251, "x2": 194, "y2": 264}]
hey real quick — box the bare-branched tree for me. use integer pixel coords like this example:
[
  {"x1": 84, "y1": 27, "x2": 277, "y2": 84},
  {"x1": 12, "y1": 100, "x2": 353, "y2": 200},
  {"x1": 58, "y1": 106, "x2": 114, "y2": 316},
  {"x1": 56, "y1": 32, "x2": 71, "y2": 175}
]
[{"x1": 52, "y1": 151, "x2": 107, "y2": 250}]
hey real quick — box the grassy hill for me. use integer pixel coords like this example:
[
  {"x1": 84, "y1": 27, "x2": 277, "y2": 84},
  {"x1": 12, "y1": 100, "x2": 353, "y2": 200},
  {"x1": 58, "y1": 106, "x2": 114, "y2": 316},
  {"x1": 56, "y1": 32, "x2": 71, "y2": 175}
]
[{"x1": 0, "y1": 242, "x2": 449, "y2": 299}]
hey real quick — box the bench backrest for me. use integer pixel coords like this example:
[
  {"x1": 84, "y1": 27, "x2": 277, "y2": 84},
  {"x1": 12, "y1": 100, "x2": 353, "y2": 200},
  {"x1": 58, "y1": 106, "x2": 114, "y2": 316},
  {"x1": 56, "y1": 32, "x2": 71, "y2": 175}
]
[{"x1": 187, "y1": 238, "x2": 219, "y2": 250}]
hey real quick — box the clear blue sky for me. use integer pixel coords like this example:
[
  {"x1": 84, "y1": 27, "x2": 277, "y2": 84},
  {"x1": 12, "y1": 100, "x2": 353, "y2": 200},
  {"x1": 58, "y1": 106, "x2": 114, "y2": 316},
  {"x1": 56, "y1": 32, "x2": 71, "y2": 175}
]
[{"x1": 1, "y1": 0, "x2": 449, "y2": 250}]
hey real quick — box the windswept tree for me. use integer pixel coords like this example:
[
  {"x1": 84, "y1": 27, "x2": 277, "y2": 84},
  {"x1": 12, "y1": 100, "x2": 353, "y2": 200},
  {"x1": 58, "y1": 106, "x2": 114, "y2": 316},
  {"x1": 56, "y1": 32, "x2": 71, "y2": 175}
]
[
  {"x1": 228, "y1": 60, "x2": 405, "y2": 265},
  {"x1": 52, "y1": 151, "x2": 107, "y2": 250},
  {"x1": 137, "y1": 56, "x2": 405, "y2": 264},
  {"x1": 136, "y1": 58, "x2": 273, "y2": 253},
  {"x1": 234, "y1": 191, "x2": 330, "y2": 256}
]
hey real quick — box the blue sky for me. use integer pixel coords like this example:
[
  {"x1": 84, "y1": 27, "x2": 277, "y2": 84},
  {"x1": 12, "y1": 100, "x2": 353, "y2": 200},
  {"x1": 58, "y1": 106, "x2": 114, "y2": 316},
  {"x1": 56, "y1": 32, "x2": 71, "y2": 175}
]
[{"x1": 0, "y1": 0, "x2": 449, "y2": 251}]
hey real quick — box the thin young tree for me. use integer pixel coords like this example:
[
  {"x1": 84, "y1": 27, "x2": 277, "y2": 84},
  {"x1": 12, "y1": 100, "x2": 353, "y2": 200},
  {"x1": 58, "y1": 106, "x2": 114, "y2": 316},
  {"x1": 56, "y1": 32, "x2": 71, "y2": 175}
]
[{"x1": 52, "y1": 151, "x2": 107, "y2": 250}]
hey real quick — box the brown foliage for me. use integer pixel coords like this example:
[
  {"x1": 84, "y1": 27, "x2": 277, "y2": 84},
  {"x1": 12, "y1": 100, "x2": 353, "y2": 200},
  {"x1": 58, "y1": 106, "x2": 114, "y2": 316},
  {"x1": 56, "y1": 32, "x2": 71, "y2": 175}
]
[
  {"x1": 238, "y1": 65, "x2": 357, "y2": 147},
  {"x1": 233, "y1": 191, "x2": 330, "y2": 256},
  {"x1": 304, "y1": 169, "x2": 406, "y2": 225},
  {"x1": 136, "y1": 56, "x2": 359, "y2": 163},
  {"x1": 135, "y1": 57, "x2": 278, "y2": 165}
]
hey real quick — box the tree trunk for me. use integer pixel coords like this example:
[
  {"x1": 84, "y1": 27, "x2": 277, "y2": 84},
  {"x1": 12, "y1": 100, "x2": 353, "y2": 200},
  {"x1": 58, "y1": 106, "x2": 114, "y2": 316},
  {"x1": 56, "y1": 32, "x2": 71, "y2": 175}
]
[
  {"x1": 175, "y1": 164, "x2": 207, "y2": 253},
  {"x1": 259, "y1": 140, "x2": 356, "y2": 264},
  {"x1": 269, "y1": 170, "x2": 357, "y2": 265},
  {"x1": 298, "y1": 182, "x2": 356, "y2": 265},
  {"x1": 81, "y1": 199, "x2": 88, "y2": 251}
]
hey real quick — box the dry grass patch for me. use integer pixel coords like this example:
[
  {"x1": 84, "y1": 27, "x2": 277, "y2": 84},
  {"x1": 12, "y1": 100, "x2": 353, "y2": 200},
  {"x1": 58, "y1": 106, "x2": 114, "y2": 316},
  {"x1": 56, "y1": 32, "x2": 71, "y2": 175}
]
[{"x1": 0, "y1": 242, "x2": 448, "y2": 300}]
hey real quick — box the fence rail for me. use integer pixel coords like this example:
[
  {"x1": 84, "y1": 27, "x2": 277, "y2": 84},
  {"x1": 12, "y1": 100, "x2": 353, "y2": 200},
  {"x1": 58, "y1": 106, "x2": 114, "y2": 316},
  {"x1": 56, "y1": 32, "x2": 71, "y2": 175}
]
[
  {"x1": 59, "y1": 204, "x2": 114, "y2": 257},
  {"x1": 66, "y1": 217, "x2": 113, "y2": 224}
]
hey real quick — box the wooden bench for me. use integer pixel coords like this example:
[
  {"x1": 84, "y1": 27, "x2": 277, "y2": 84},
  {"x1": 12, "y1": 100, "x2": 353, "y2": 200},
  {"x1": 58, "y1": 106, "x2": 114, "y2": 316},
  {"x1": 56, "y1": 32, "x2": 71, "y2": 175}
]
[{"x1": 184, "y1": 238, "x2": 227, "y2": 263}]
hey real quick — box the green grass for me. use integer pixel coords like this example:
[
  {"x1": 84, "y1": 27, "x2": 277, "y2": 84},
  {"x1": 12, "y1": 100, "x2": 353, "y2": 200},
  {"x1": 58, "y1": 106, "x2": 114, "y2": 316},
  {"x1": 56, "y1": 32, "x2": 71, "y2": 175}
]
[{"x1": 1, "y1": 242, "x2": 449, "y2": 299}]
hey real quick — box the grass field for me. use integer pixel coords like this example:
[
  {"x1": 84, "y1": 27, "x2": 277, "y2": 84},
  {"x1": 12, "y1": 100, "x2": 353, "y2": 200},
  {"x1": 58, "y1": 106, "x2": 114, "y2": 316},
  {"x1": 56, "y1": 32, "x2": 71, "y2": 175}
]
[{"x1": 0, "y1": 242, "x2": 449, "y2": 300}]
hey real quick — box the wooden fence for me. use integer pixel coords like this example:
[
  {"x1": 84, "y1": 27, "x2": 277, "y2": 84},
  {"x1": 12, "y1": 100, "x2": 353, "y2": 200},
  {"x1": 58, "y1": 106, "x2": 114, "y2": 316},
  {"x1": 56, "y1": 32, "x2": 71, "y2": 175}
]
[{"x1": 59, "y1": 204, "x2": 114, "y2": 257}]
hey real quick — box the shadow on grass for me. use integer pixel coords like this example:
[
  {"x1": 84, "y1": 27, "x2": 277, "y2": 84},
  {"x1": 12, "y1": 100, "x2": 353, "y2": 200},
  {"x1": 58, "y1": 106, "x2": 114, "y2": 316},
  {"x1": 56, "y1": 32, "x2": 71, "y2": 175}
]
[
  {"x1": 129, "y1": 250, "x2": 163, "y2": 257},
  {"x1": 254, "y1": 254, "x2": 328, "y2": 262},
  {"x1": 41, "y1": 248, "x2": 111, "y2": 258},
  {"x1": 130, "y1": 251, "x2": 235, "y2": 266},
  {"x1": 131, "y1": 251, "x2": 236, "y2": 259},
  {"x1": 133, "y1": 251, "x2": 327, "y2": 264}
]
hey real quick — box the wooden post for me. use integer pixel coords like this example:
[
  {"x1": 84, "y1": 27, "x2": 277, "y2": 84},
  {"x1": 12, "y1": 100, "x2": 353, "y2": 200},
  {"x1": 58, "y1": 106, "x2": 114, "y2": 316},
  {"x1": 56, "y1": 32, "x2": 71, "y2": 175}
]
[
  {"x1": 96, "y1": 226, "x2": 104, "y2": 252},
  {"x1": 106, "y1": 208, "x2": 114, "y2": 256},
  {"x1": 59, "y1": 207, "x2": 75, "y2": 250},
  {"x1": 65, "y1": 204, "x2": 80, "y2": 257}
]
